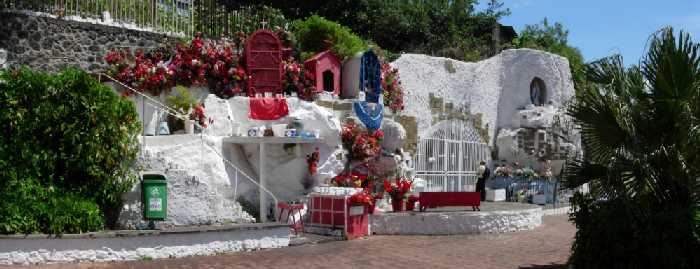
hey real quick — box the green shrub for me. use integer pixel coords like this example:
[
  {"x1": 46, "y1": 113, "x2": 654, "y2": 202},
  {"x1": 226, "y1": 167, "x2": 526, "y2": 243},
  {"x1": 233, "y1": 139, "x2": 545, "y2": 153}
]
[
  {"x1": 0, "y1": 68, "x2": 141, "y2": 233},
  {"x1": 292, "y1": 15, "x2": 366, "y2": 61},
  {"x1": 569, "y1": 193, "x2": 700, "y2": 269},
  {"x1": 44, "y1": 194, "x2": 104, "y2": 234}
]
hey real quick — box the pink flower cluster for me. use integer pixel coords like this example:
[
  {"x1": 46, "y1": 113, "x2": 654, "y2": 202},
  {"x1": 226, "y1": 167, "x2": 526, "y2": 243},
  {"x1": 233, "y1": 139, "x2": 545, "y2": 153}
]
[
  {"x1": 105, "y1": 33, "x2": 247, "y2": 97},
  {"x1": 381, "y1": 62, "x2": 405, "y2": 113},
  {"x1": 105, "y1": 48, "x2": 171, "y2": 96}
]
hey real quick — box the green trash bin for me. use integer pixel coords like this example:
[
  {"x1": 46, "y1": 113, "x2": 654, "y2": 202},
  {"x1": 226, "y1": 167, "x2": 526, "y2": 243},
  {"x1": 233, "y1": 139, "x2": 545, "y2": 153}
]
[{"x1": 142, "y1": 174, "x2": 167, "y2": 220}]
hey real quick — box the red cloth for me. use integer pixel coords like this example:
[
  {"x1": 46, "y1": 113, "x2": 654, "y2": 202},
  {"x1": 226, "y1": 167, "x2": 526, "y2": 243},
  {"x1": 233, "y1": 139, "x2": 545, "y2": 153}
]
[{"x1": 249, "y1": 97, "x2": 289, "y2": 120}]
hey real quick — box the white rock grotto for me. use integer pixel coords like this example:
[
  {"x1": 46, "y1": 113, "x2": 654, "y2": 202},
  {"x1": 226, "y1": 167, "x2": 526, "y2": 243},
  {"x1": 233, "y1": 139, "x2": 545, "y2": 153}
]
[{"x1": 392, "y1": 48, "x2": 575, "y2": 144}]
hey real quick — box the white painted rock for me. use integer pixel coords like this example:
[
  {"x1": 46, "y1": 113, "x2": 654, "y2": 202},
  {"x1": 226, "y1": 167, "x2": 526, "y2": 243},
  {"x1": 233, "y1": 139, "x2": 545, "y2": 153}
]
[
  {"x1": 380, "y1": 118, "x2": 406, "y2": 152},
  {"x1": 203, "y1": 94, "x2": 233, "y2": 136},
  {"x1": 391, "y1": 49, "x2": 575, "y2": 145}
]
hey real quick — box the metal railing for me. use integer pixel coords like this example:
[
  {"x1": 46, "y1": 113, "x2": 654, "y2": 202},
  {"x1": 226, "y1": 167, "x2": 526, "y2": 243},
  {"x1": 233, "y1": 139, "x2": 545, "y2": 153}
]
[
  {"x1": 487, "y1": 176, "x2": 572, "y2": 205},
  {"x1": 100, "y1": 73, "x2": 280, "y2": 222},
  {"x1": 0, "y1": 0, "x2": 288, "y2": 38},
  {"x1": 2, "y1": 0, "x2": 195, "y2": 36}
]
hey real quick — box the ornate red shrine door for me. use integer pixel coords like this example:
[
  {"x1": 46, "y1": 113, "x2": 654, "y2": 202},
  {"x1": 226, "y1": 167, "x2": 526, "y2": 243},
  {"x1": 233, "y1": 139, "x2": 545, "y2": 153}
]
[{"x1": 245, "y1": 29, "x2": 283, "y2": 96}]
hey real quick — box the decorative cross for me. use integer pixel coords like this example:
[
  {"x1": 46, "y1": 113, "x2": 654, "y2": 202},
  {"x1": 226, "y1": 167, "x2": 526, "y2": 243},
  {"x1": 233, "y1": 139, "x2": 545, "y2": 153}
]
[{"x1": 261, "y1": 19, "x2": 268, "y2": 29}]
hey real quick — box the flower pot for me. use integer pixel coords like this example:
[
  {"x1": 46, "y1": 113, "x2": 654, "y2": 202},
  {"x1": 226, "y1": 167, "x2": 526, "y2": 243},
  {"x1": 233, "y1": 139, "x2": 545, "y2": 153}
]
[
  {"x1": 367, "y1": 203, "x2": 376, "y2": 214},
  {"x1": 271, "y1": 124, "x2": 287, "y2": 137},
  {"x1": 406, "y1": 195, "x2": 419, "y2": 211},
  {"x1": 185, "y1": 119, "x2": 194, "y2": 134},
  {"x1": 391, "y1": 198, "x2": 405, "y2": 212}
]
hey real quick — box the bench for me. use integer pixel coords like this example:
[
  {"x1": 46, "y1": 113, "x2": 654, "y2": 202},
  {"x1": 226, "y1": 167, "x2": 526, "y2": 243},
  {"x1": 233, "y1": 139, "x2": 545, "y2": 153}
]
[{"x1": 419, "y1": 192, "x2": 481, "y2": 212}]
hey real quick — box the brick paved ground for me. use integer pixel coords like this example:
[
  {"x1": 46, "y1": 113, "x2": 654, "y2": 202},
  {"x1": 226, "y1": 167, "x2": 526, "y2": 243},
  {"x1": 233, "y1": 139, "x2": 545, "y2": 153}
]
[{"x1": 8, "y1": 215, "x2": 574, "y2": 269}]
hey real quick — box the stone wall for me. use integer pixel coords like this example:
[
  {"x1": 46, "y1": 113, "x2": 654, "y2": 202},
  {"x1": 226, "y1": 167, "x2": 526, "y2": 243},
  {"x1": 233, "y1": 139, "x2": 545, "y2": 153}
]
[
  {"x1": 0, "y1": 12, "x2": 177, "y2": 73},
  {"x1": 370, "y1": 205, "x2": 543, "y2": 235}
]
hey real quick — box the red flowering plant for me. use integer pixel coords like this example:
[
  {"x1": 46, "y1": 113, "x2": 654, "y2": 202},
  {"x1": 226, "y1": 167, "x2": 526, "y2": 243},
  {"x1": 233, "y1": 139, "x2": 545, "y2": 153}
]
[
  {"x1": 381, "y1": 62, "x2": 405, "y2": 113},
  {"x1": 282, "y1": 58, "x2": 317, "y2": 101},
  {"x1": 331, "y1": 172, "x2": 366, "y2": 188},
  {"x1": 199, "y1": 39, "x2": 247, "y2": 97},
  {"x1": 104, "y1": 48, "x2": 172, "y2": 96},
  {"x1": 105, "y1": 33, "x2": 247, "y2": 98},
  {"x1": 306, "y1": 147, "x2": 320, "y2": 175},
  {"x1": 383, "y1": 177, "x2": 412, "y2": 200},
  {"x1": 189, "y1": 103, "x2": 210, "y2": 128},
  {"x1": 349, "y1": 190, "x2": 374, "y2": 206},
  {"x1": 340, "y1": 121, "x2": 383, "y2": 162}
]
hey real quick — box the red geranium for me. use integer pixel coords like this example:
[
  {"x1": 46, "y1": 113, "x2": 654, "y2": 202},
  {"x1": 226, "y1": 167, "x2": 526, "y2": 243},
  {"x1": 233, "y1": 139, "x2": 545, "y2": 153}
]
[
  {"x1": 384, "y1": 178, "x2": 412, "y2": 199},
  {"x1": 105, "y1": 32, "x2": 247, "y2": 98},
  {"x1": 349, "y1": 191, "x2": 374, "y2": 206}
]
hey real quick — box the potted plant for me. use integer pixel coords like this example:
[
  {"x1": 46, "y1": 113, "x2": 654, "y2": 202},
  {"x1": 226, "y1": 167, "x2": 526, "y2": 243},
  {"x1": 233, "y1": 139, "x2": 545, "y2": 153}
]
[
  {"x1": 166, "y1": 86, "x2": 197, "y2": 134},
  {"x1": 383, "y1": 178, "x2": 412, "y2": 212},
  {"x1": 189, "y1": 103, "x2": 209, "y2": 132},
  {"x1": 349, "y1": 191, "x2": 374, "y2": 214}
]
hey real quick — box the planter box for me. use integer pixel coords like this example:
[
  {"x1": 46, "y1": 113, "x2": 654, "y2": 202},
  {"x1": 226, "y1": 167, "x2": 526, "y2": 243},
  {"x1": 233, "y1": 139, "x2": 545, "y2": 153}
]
[{"x1": 306, "y1": 193, "x2": 369, "y2": 240}]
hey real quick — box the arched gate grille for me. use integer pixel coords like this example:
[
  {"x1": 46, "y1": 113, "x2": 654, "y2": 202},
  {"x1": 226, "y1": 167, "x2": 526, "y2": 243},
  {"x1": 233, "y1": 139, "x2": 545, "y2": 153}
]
[{"x1": 414, "y1": 119, "x2": 491, "y2": 192}]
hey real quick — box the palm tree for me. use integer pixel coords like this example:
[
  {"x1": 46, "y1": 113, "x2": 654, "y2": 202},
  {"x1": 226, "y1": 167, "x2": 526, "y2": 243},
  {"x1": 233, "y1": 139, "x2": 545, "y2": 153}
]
[{"x1": 564, "y1": 28, "x2": 700, "y2": 268}]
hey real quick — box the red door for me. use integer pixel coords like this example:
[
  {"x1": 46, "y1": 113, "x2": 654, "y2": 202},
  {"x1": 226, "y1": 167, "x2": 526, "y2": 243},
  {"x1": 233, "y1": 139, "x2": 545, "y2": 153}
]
[{"x1": 245, "y1": 30, "x2": 283, "y2": 96}]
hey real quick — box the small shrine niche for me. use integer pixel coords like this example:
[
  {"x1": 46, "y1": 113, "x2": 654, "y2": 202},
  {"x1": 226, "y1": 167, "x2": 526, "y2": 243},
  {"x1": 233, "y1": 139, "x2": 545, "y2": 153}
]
[
  {"x1": 360, "y1": 50, "x2": 382, "y2": 103},
  {"x1": 304, "y1": 50, "x2": 341, "y2": 96},
  {"x1": 340, "y1": 50, "x2": 382, "y2": 101},
  {"x1": 245, "y1": 29, "x2": 283, "y2": 96},
  {"x1": 530, "y1": 77, "x2": 547, "y2": 106}
]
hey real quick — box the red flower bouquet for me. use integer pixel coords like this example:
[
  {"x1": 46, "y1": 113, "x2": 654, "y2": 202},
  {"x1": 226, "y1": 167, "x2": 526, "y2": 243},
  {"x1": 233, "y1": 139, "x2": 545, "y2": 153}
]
[
  {"x1": 341, "y1": 121, "x2": 383, "y2": 162},
  {"x1": 384, "y1": 178, "x2": 412, "y2": 212}
]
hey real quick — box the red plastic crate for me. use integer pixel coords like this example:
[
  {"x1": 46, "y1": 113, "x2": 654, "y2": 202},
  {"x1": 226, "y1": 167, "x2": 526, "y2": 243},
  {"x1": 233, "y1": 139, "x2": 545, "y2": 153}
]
[{"x1": 306, "y1": 193, "x2": 369, "y2": 239}]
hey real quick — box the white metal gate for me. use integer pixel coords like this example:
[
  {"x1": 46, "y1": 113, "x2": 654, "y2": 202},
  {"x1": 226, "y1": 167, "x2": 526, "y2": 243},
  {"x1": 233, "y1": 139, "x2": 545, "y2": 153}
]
[{"x1": 414, "y1": 119, "x2": 491, "y2": 192}]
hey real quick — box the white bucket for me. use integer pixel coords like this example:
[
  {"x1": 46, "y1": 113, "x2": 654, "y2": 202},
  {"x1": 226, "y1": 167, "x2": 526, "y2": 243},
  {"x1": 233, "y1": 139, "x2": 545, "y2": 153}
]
[{"x1": 271, "y1": 124, "x2": 287, "y2": 137}]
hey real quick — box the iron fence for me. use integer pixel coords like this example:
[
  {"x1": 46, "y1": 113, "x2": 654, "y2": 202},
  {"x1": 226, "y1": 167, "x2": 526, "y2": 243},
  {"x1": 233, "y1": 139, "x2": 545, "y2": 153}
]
[
  {"x1": 414, "y1": 119, "x2": 491, "y2": 192},
  {"x1": 0, "y1": 0, "x2": 288, "y2": 39},
  {"x1": 487, "y1": 176, "x2": 573, "y2": 205}
]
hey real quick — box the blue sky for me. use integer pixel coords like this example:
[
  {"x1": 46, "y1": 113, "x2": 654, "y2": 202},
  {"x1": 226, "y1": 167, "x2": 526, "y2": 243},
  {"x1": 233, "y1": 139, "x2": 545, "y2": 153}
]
[{"x1": 478, "y1": 0, "x2": 700, "y2": 65}]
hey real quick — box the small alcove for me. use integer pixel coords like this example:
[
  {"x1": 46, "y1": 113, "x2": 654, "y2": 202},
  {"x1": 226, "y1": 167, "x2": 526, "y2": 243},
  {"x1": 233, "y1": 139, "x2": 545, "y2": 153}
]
[
  {"x1": 322, "y1": 70, "x2": 334, "y2": 92},
  {"x1": 530, "y1": 77, "x2": 547, "y2": 106}
]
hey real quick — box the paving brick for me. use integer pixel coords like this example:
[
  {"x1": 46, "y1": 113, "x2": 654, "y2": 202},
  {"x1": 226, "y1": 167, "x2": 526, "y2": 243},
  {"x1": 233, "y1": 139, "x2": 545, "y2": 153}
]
[{"x1": 6, "y1": 216, "x2": 573, "y2": 269}]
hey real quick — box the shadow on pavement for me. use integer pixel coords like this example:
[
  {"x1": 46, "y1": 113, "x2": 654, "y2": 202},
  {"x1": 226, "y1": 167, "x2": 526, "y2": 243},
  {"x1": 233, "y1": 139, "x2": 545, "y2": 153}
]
[{"x1": 519, "y1": 263, "x2": 567, "y2": 269}]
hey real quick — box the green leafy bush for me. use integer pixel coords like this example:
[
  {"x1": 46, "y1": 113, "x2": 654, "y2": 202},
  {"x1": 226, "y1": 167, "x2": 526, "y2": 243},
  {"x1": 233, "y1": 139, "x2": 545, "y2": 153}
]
[
  {"x1": 570, "y1": 193, "x2": 700, "y2": 269},
  {"x1": 167, "y1": 85, "x2": 196, "y2": 115},
  {"x1": 292, "y1": 15, "x2": 366, "y2": 61},
  {"x1": 564, "y1": 28, "x2": 700, "y2": 268},
  {"x1": 0, "y1": 68, "x2": 141, "y2": 234}
]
